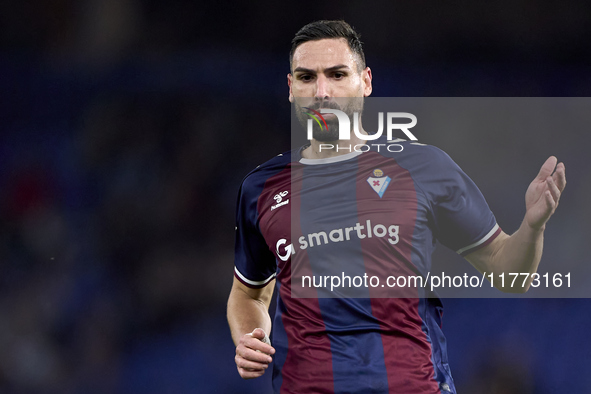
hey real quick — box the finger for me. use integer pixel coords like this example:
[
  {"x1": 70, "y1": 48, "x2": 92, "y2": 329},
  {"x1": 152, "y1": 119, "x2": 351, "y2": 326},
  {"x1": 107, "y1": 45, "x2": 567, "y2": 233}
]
[
  {"x1": 236, "y1": 354, "x2": 269, "y2": 371},
  {"x1": 237, "y1": 345, "x2": 274, "y2": 364},
  {"x1": 237, "y1": 363, "x2": 266, "y2": 379},
  {"x1": 552, "y1": 162, "x2": 566, "y2": 192},
  {"x1": 544, "y1": 190, "x2": 556, "y2": 212},
  {"x1": 546, "y1": 176, "x2": 561, "y2": 204},
  {"x1": 238, "y1": 367, "x2": 266, "y2": 380},
  {"x1": 243, "y1": 335, "x2": 275, "y2": 355},
  {"x1": 535, "y1": 156, "x2": 558, "y2": 181}
]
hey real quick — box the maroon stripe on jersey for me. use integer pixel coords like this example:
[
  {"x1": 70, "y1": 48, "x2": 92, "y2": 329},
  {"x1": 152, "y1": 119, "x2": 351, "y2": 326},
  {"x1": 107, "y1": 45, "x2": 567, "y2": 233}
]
[
  {"x1": 356, "y1": 153, "x2": 440, "y2": 393},
  {"x1": 257, "y1": 163, "x2": 335, "y2": 393}
]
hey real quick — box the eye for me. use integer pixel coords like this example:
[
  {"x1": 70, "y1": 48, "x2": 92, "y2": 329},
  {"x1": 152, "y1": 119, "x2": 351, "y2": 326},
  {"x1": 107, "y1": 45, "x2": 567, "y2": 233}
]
[
  {"x1": 333, "y1": 72, "x2": 346, "y2": 80},
  {"x1": 298, "y1": 74, "x2": 314, "y2": 82}
]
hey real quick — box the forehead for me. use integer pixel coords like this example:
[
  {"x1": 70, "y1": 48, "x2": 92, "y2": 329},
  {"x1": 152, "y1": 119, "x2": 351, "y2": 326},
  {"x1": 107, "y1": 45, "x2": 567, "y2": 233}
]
[{"x1": 291, "y1": 38, "x2": 357, "y2": 70}]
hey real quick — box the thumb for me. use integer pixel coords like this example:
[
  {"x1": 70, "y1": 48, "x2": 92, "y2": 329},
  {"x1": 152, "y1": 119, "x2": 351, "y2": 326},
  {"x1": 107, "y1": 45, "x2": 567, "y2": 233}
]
[
  {"x1": 250, "y1": 328, "x2": 272, "y2": 346},
  {"x1": 250, "y1": 328, "x2": 267, "y2": 339}
]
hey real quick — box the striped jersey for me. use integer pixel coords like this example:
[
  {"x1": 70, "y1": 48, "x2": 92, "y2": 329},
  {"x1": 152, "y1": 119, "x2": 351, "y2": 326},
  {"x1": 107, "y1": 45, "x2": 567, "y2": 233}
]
[{"x1": 233, "y1": 138, "x2": 501, "y2": 394}]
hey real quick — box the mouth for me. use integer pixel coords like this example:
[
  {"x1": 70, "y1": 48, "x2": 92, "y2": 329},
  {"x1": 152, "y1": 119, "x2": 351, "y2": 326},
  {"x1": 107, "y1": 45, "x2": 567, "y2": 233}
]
[
  {"x1": 303, "y1": 107, "x2": 338, "y2": 121},
  {"x1": 310, "y1": 102, "x2": 341, "y2": 111}
]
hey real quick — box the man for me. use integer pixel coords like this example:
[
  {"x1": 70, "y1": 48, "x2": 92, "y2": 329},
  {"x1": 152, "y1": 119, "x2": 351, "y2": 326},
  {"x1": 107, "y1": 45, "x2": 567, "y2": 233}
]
[{"x1": 227, "y1": 20, "x2": 566, "y2": 393}]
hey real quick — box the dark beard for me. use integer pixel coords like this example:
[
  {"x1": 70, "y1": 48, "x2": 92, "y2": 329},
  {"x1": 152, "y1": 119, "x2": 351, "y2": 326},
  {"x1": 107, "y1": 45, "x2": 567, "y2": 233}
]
[
  {"x1": 294, "y1": 98, "x2": 364, "y2": 142},
  {"x1": 308, "y1": 114, "x2": 340, "y2": 142}
]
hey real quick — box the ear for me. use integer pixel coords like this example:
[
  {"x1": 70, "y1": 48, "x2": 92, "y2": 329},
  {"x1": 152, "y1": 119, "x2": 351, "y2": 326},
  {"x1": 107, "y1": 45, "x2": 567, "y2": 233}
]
[
  {"x1": 288, "y1": 73, "x2": 294, "y2": 102},
  {"x1": 362, "y1": 67, "x2": 372, "y2": 97}
]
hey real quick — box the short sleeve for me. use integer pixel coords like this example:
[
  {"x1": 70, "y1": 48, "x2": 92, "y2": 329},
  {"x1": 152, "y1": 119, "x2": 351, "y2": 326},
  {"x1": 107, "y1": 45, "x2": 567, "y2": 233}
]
[
  {"x1": 234, "y1": 175, "x2": 277, "y2": 288},
  {"x1": 421, "y1": 147, "x2": 501, "y2": 256}
]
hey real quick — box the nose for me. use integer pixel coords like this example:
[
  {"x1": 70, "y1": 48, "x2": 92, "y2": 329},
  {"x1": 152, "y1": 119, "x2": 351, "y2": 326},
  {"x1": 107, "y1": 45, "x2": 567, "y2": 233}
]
[{"x1": 314, "y1": 75, "x2": 330, "y2": 100}]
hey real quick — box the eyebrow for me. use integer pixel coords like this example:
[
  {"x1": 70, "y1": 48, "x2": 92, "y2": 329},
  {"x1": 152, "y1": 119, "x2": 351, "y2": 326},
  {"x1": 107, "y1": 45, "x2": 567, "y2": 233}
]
[{"x1": 293, "y1": 64, "x2": 350, "y2": 74}]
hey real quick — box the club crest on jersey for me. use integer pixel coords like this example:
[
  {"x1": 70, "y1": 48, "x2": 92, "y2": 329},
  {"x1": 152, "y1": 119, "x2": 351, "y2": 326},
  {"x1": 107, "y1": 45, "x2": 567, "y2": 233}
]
[
  {"x1": 271, "y1": 191, "x2": 289, "y2": 210},
  {"x1": 367, "y1": 169, "x2": 391, "y2": 198}
]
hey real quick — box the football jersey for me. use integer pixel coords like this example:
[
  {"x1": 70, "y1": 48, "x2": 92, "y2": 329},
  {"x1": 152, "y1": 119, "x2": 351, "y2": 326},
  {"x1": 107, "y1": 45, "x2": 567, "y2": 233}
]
[{"x1": 233, "y1": 137, "x2": 501, "y2": 394}]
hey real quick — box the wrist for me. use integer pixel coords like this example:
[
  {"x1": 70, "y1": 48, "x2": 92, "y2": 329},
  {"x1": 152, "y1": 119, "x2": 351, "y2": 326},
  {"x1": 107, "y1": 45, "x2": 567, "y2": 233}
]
[{"x1": 521, "y1": 219, "x2": 545, "y2": 238}]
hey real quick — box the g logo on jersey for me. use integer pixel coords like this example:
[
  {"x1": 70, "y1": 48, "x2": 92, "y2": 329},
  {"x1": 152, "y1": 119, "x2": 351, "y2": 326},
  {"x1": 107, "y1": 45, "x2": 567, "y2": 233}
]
[{"x1": 276, "y1": 238, "x2": 294, "y2": 261}]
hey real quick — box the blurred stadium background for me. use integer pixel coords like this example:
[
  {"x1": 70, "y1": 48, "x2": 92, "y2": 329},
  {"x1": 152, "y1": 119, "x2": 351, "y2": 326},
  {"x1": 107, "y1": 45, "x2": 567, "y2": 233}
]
[{"x1": 1, "y1": 1, "x2": 590, "y2": 393}]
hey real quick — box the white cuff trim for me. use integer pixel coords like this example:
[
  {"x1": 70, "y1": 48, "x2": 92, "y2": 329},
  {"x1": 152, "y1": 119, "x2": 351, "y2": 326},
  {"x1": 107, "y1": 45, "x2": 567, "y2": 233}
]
[
  {"x1": 234, "y1": 266, "x2": 276, "y2": 286},
  {"x1": 456, "y1": 223, "x2": 500, "y2": 255}
]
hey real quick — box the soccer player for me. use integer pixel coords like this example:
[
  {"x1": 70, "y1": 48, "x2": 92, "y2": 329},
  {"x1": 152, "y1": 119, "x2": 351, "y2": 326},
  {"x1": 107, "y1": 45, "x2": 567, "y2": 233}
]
[{"x1": 227, "y1": 20, "x2": 566, "y2": 393}]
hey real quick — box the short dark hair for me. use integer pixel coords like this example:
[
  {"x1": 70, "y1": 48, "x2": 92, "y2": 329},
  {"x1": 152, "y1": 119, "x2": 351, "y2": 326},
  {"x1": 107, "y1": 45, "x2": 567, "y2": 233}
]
[{"x1": 290, "y1": 20, "x2": 366, "y2": 72}]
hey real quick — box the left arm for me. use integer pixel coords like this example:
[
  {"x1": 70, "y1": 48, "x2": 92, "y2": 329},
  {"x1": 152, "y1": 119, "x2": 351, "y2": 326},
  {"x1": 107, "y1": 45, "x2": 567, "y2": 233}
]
[{"x1": 465, "y1": 156, "x2": 566, "y2": 292}]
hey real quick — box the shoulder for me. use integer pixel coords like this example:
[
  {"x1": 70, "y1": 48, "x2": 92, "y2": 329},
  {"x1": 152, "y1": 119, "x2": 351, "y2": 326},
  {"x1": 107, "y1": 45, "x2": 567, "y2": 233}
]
[
  {"x1": 376, "y1": 138, "x2": 470, "y2": 201},
  {"x1": 403, "y1": 139, "x2": 453, "y2": 160},
  {"x1": 238, "y1": 150, "x2": 293, "y2": 197},
  {"x1": 379, "y1": 138, "x2": 459, "y2": 173}
]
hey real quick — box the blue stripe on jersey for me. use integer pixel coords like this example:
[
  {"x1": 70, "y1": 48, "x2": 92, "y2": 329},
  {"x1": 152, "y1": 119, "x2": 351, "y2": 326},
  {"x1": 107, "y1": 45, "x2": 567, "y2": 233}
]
[
  {"x1": 419, "y1": 298, "x2": 455, "y2": 393},
  {"x1": 271, "y1": 276, "x2": 286, "y2": 393},
  {"x1": 327, "y1": 329, "x2": 389, "y2": 393},
  {"x1": 300, "y1": 159, "x2": 370, "y2": 299},
  {"x1": 300, "y1": 161, "x2": 389, "y2": 393}
]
